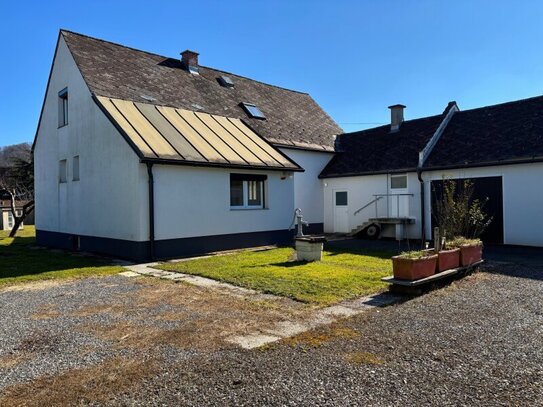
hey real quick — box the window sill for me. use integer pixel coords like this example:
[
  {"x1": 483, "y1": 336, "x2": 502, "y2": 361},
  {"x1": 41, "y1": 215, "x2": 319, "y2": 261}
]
[
  {"x1": 58, "y1": 124, "x2": 68, "y2": 129},
  {"x1": 230, "y1": 207, "x2": 268, "y2": 211}
]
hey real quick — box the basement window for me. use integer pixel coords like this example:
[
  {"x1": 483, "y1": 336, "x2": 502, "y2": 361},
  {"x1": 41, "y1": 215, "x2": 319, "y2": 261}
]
[
  {"x1": 58, "y1": 88, "x2": 68, "y2": 127},
  {"x1": 241, "y1": 103, "x2": 266, "y2": 120},
  {"x1": 230, "y1": 174, "x2": 267, "y2": 209},
  {"x1": 59, "y1": 159, "x2": 67, "y2": 183}
]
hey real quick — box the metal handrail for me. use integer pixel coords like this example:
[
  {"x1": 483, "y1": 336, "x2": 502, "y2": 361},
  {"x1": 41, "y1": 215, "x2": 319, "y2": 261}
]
[
  {"x1": 354, "y1": 196, "x2": 383, "y2": 216},
  {"x1": 354, "y1": 193, "x2": 415, "y2": 218},
  {"x1": 372, "y1": 193, "x2": 414, "y2": 197}
]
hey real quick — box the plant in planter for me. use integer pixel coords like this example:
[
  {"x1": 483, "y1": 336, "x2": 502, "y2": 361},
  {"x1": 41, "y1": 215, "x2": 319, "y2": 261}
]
[
  {"x1": 432, "y1": 179, "x2": 492, "y2": 268},
  {"x1": 448, "y1": 237, "x2": 483, "y2": 266},
  {"x1": 436, "y1": 245, "x2": 460, "y2": 272},
  {"x1": 392, "y1": 250, "x2": 438, "y2": 281}
]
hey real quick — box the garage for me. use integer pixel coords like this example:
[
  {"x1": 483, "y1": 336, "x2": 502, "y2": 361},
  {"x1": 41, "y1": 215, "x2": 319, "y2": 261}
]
[{"x1": 430, "y1": 176, "x2": 504, "y2": 244}]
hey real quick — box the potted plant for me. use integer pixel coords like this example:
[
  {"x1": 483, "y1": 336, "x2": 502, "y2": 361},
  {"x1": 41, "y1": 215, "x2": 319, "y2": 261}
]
[
  {"x1": 392, "y1": 250, "x2": 438, "y2": 281},
  {"x1": 436, "y1": 245, "x2": 460, "y2": 272},
  {"x1": 448, "y1": 237, "x2": 483, "y2": 266}
]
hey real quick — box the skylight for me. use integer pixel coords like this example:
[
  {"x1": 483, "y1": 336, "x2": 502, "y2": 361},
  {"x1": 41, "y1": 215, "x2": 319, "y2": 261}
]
[
  {"x1": 218, "y1": 75, "x2": 234, "y2": 88},
  {"x1": 241, "y1": 103, "x2": 266, "y2": 120},
  {"x1": 188, "y1": 65, "x2": 200, "y2": 75}
]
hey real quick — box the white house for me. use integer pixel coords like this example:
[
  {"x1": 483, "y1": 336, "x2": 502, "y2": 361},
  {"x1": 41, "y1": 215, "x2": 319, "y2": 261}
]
[
  {"x1": 33, "y1": 30, "x2": 341, "y2": 261},
  {"x1": 320, "y1": 98, "x2": 543, "y2": 247}
]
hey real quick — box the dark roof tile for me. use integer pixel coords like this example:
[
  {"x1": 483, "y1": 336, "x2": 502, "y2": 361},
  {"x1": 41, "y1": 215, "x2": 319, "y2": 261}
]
[
  {"x1": 425, "y1": 95, "x2": 543, "y2": 168},
  {"x1": 61, "y1": 30, "x2": 342, "y2": 151},
  {"x1": 320, "y1": 114, "x2": 444, "y2": 177}
]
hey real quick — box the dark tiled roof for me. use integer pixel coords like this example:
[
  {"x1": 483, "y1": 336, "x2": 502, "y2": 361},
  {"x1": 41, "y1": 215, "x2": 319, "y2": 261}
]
[
  {"x1": 425, "y1": 95, "x2": 543, "y2": 168},
  {"x1": 319, "y1": 114, "x2": 444, "y2": 178},
  {"x1": 61, "y1": 30, "x2": 341, "y2": 151}
]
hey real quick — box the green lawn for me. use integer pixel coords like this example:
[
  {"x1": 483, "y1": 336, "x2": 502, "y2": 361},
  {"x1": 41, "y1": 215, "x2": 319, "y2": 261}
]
[
  {"x1": 0, "y1": 226, "x2": 123, "y2": 286},
  {"x1": 158, "y1": 247, "x2": 393, "y2": 305}
]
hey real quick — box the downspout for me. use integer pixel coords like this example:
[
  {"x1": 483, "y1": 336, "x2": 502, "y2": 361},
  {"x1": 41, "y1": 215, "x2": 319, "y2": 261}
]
[
  {"x1": 417, "y1": 168, "x2": 426, "y2": 245},
  {"x1": 146, "y1": 162, "x2": 155, "y2": 261}
]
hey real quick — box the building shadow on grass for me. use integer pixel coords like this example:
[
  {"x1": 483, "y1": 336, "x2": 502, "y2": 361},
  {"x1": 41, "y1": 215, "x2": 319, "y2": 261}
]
[{"x1": 0, "y1": 234, "x2": 118, "y2": 280}]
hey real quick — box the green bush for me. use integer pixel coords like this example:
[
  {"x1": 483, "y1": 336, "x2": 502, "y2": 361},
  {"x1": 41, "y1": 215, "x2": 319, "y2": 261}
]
[{"x1": 433, "y1": 179, "x2": 493, "y2": 240}]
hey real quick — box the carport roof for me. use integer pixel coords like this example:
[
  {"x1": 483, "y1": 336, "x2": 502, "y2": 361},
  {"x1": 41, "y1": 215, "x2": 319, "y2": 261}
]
[{"x1": 95, "y1": 96, "x2": 302, "y2": 171}]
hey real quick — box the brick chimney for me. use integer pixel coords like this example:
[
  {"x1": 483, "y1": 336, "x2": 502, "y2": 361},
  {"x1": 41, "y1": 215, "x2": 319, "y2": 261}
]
[
  {"x1": 388, "y1": 104, "x2": 406, "y2": 132},
  {"x1": 181, "y1": 50, "x2": 199, "y2": 73}
]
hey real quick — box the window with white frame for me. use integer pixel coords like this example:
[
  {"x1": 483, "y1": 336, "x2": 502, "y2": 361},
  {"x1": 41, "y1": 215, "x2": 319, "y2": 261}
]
[
  {"x1": 230, "y1": 174, "x2": 266, "y2": 209},
  {"x1": 73, "y1": 156, "x2": 80, "y2": 181},
  {"x1": 7, "y1": 212, "x2": 13, "y2": 228},
  {"x1": 58, "y1": 88, "x2": 68, "y2": 127},
  {"x1": 390, "y1": 174, "x2": 407, "y2": 189},
  {"x1": 59, "y1": 159, "x2": 67, "y2": 183}
]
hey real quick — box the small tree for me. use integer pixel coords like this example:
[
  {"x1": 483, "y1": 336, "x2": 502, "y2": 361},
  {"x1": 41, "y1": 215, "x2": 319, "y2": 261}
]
[
  {"x1": 0, "y1": 153, "x2": 34, "y2": 237},
  {"x1": 433, "y1": 178, "x2": 492, "y2": 240}
]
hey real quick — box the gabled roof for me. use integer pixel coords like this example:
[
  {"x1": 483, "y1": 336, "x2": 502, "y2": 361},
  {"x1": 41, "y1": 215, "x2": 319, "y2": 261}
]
[
  {"x1": 95, "y1": 96, "x2": 301, "y2": 171},
  {"x1": 319, "y1": 114, "x2": 444, "y2": 178},
  {"x1": 61, "y1": 30, "x2": 341, "y2": 152},
  {"x1": 425, "y1": 95, "x2": 543, "y2": 169},
  {"x1": 320, "y1": 94, "x2": 543, "y2": 178}
]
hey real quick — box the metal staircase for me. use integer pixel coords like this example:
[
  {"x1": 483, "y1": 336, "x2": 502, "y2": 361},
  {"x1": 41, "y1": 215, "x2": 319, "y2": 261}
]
[{"x1": 349, "y1": 193, "x2": 416, "y2": 238}]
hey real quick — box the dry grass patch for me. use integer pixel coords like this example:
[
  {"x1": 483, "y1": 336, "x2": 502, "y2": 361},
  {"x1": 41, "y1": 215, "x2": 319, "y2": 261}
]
[
  {"x1": 282, "y1": 325, "x2": 359, "y2": 348},
  {"x1": 78, "y1": 280, "x2": 312, "y2": 351},
  {"x1": 344, "y1": 351, "x2": 384, "y2": 365},
  {"x1": 0, "y1": 353, "x2": 33, "y2": 369},
  {"x1": 31, "y1": 304, "x2": 61, "y2": 320},
  {"x1": 0, "y1": 356, "x2": 159, "y2": 406}
]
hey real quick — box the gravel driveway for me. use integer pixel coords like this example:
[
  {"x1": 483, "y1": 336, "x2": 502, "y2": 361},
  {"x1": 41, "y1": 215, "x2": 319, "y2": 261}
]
[{"x1": 1, "y1": 261, "x2": 542, "y2": 406}]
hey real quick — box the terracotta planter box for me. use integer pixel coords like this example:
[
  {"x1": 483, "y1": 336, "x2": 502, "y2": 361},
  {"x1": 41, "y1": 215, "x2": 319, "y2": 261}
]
[
  {"x1": 392, "y1": 254, "x2": 438, "y2": 281},
  {"x1": 460, "y1": 244, "x2": 483, "y2": 266},
  {"x1": 437, "y1": 249, "x2": 460, "y2": 272}
]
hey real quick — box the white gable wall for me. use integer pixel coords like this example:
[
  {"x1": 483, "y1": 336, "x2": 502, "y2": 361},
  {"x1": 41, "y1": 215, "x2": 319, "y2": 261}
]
[
  {"x1": 279, "y1": 148, "x2": 334, "y2": 227},
  {"x1": 34, "y1": 37, "x2": 146, "y2": 241}
]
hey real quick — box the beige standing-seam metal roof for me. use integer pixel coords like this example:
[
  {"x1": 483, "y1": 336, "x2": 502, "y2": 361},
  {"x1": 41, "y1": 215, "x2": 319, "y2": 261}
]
[{"x1": 95, "y1": 96, "x2": 302, "y2": 171}]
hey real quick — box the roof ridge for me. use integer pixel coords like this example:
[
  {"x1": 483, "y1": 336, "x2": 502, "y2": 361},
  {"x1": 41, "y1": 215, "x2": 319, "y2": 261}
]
[
  {"x1": 340, "y1": 112, "x2": 444, "y2": 137},
  {"x1": 458, "y1": 93, "x2": 543, "y2": 114},
  {"x1": 60, "y1": 29, "x2": 309, "y2": 96}
]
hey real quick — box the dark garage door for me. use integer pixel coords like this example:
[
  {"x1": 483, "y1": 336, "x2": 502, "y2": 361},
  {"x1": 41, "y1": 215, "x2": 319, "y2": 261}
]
[{"x1": 431, "y1": 176, "x2": 504, "y2": 244}]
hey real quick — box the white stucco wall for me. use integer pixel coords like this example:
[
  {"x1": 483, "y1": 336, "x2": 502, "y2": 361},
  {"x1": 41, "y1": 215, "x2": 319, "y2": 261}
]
[
  {"x1": 279, "y1": 148, "x2": 334, "y2": 225},
  {"x1": 322, "y1": 172, "x2": 422, "y2": 238},
  {"x1": 152, "y1": 166, "x2": 295, "y2": 240},
  {"x1": 423, "y1": 163, "x2": 543, "y2": 247},
  {"x1": 34, "y1": 37, "x2": 146, "y2": 241}
]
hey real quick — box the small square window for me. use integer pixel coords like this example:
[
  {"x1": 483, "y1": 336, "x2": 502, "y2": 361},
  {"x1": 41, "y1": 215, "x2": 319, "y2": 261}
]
[
  {"x1": 241, "y1": 103, "x2": 266, "y2": 120},
  {"x1": 59, "y1": 159, "x2": 67, "y2": 183},
  {"x1": 73, "y1": 156, "x2": 80, "y2": 181},
  {"x1": 58, "y1": 88, "x2": 68, "y2": 127},
  {"x1": 390, "y1": 175, "x2": 407, "y2": 189},
  {"x1": 335, "y1": 191, "x2": 348, "y2": 206}
]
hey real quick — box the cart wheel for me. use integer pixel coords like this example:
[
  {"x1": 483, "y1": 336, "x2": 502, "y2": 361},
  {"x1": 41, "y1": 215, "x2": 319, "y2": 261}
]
[{"x1": 363, "y1": 223, "x2": 381, "y2": 240}]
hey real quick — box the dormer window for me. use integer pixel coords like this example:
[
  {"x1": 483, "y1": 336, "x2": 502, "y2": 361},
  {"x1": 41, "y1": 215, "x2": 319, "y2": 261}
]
[
  {"x1": 241, "y1": 103, "x2": 265, "y2": 120},
  {"x1": 58, "y1": 88, "x2": 68, "y2": 127}
]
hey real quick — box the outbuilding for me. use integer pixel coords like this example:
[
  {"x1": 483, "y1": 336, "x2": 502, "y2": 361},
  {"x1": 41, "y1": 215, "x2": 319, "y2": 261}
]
[{"x1": 320, "y1": 96, "x2": 543, "y2": 247}]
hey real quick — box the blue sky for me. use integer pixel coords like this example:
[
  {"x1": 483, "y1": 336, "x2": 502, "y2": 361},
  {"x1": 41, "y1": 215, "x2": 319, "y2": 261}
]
[{"x1": 2, "y1": 1, "x2": 543, "y2": 145}]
